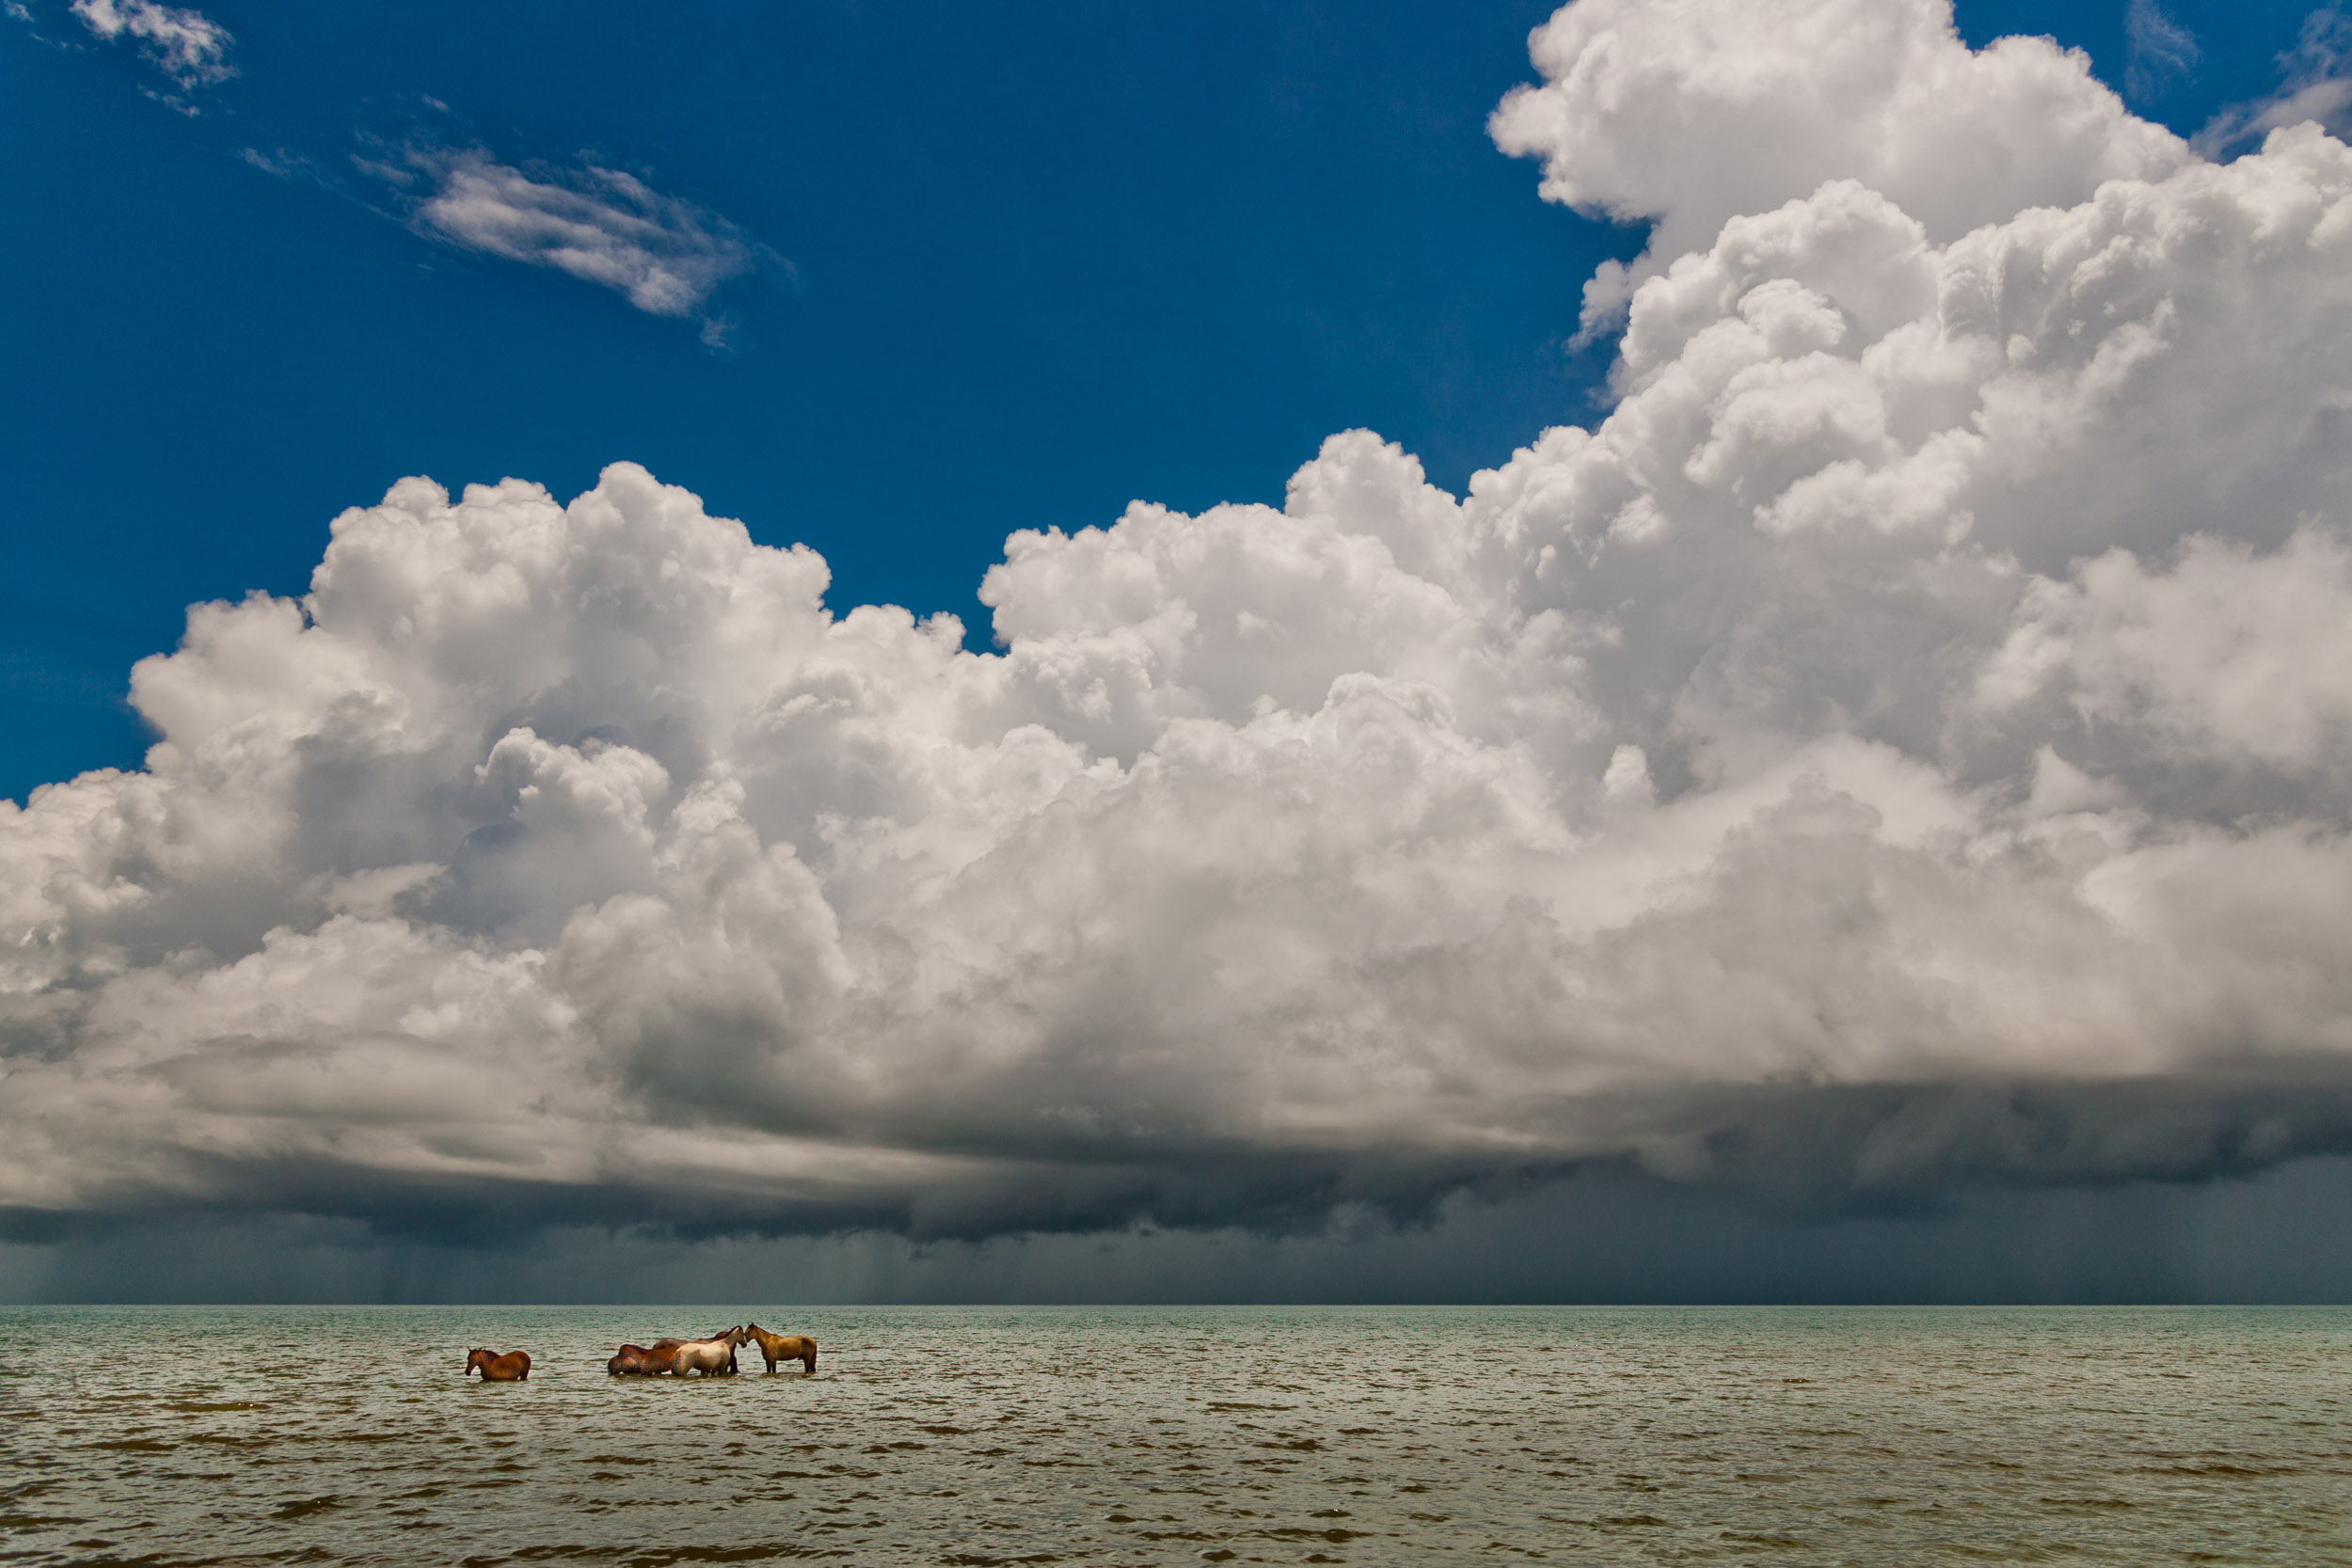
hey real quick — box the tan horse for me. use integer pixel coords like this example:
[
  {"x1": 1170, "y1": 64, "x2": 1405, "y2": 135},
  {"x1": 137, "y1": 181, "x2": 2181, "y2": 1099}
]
[
  {"x1": 465, "y1": 1348, "x2": 531, "y2": 1382},
  {"x1": 665, "y1": 1326, "x2": 751, "y2": 1377},
  {"x1": 743, "y1": 1323, "x2": 818, "y2": 1374}
]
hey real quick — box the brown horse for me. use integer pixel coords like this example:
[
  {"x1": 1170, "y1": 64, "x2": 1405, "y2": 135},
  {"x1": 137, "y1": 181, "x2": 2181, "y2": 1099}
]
[
  {"x1": 608, "y1": 1328, "x2": 739, "y2": 1375},
  {"x1": 466, "y1": 1348, "x2": 531, "y2": 1382},
  {"x1": 607, "y1": 1341, "x2": 677, "y2": 1374},
  {"x1": 743, "y1": 1323, "x2": 818, "y2": 1374}
]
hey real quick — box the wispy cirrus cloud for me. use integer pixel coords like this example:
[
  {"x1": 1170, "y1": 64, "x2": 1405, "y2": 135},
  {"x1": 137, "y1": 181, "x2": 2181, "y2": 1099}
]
[
  {"x1": 22, "y1": 0, "x2": 773, "y2": 341},
  {"x1": 237, "y1": 146, "x2": 316, "y2": 182},
  {"x1": 67, "y1": 0, "x2": 232, "y2": 100},
  {"x1": 2196, "y1": 8, "x2": 2352, "y2": 156},
  {"x1": 2124, "y1": 0, "x2": 2199, "y2": 102},
  {"x1": 357, "y1": 142, "x2": 768, "y2": 342}
]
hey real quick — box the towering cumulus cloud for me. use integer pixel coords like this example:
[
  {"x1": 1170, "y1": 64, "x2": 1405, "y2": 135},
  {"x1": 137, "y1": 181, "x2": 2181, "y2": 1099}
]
[
  {"x1": 8, "y1": 0, "x2": 2352, "y2": 1247},
  {"x1": 1490, "y1": 0, "x2": 2189, "y2": 331}
]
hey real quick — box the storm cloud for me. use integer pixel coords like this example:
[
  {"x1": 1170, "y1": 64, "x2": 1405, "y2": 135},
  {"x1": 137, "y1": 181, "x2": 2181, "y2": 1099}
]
[{"x1": 9, "y1": 0, "x2": 2352, "y2": 1275}]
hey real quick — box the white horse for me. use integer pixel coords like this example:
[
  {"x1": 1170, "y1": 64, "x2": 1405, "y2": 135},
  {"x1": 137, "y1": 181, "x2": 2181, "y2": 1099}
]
[{"x1": 667, "y1": 1326, "x2": 750, "y2": 1376}]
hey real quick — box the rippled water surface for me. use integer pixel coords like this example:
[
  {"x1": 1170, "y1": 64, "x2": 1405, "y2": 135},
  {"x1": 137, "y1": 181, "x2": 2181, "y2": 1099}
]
[{"x1": 2, "y1": 1306, "x2": 2348, "y2": 1565}]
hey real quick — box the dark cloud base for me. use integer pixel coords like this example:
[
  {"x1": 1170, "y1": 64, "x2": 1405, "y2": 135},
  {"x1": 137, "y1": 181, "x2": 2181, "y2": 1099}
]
[
  {"x1": 6, "y1": 1156, "x2": 2348, "y2": 1305},
  {"x1": 7, "y1": 1072, "x2": 2345, "y2": 1259}
]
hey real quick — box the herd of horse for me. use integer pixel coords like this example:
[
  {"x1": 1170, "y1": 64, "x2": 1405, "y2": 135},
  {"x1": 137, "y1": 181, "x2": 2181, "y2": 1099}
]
[{"x1": 463, "y1": 1323, "x2": 817, "y2": 1382}]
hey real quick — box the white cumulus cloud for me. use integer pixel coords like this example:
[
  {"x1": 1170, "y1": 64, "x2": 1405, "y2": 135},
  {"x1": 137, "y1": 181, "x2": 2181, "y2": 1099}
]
[
  {"x1": 1489, "y1": 0, "x2": 2188, "y2": 338},
  {"x1": 8, "y1": 0, "x2": 2352, "y2": 1243}
]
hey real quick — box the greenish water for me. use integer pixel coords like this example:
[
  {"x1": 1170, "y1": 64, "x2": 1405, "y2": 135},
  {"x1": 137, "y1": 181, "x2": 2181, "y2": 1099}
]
[{"x1": 1, "y1": 1306, "x2": 2346, "y2": 1565}]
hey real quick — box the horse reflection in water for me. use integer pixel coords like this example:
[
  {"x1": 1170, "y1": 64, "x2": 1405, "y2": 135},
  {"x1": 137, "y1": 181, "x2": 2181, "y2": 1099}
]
[
  {"x1": 744, "y1": 1323, "x2": 818, "y2": 1374},
  {"x1": 465, "y1": 1348, "x2": 532, "y2": 1381}
]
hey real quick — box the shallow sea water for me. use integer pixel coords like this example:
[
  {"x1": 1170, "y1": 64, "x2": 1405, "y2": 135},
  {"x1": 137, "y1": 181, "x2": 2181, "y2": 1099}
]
[{"x1": 1, "y1": 1306, "x2": 2346, "y2": 1565}]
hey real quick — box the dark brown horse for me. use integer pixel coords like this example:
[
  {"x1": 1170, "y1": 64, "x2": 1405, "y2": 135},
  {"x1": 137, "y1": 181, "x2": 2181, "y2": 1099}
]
[
  {"x1": 607, "y1": 1341, "x2": 681, "y2": 1374},
  {"x1": 743, "y1": 1323, "x2": 818, "y2": 1374},
  {"x1": 466, "y1": 1348, "x2": 531, "y2": 1381}
]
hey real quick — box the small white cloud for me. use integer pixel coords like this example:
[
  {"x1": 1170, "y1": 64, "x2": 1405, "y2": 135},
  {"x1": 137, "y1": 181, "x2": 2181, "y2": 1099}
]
[
  {"x1": 360, "y1": 143, "x2": 761, "y2": 325},
  {"x1": 68, "y1": 0, "x2": 232, "y2": 89}
]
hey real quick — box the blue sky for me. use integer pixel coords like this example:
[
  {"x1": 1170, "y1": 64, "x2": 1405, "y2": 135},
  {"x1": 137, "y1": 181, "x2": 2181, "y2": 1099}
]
[{"x1": 0, "y1": 0, "x2": 2330, "y2": 802}]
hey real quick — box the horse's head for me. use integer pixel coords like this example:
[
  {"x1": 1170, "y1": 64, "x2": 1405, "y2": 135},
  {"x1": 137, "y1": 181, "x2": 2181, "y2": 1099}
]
[
  {"x1": 728, "y1": 1324, "x2": 753, "y2": 1348},
  {"x1": 465, "y1": 1348, "x2": 489, "y2": 1374},
  {"x1": 742, "y1": 1322, "x2": 766, "y2": 1342}
]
